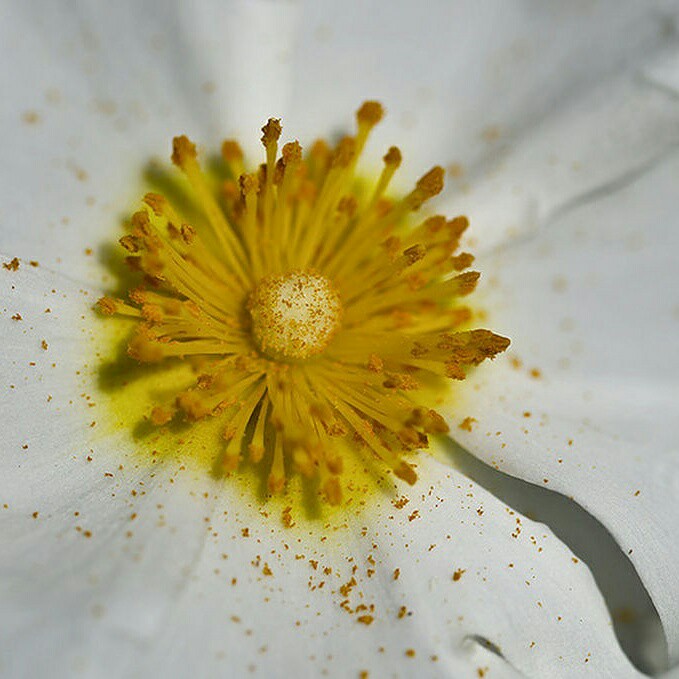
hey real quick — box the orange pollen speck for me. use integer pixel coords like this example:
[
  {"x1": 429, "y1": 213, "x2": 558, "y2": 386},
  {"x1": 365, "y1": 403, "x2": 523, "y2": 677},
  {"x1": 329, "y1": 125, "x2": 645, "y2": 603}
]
[{"x1": 248, "y1": 271, "x2": 342, "y2": 360}]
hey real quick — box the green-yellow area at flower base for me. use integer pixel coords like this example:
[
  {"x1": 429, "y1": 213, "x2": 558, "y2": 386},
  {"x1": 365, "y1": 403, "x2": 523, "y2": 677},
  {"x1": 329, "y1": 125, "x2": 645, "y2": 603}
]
[
  {"x1": 92, "y1": 311, "x2": 463, "y2": 525},
  {"x1": 94, "y1": 319, "x2": 397, "y2": 519},
  {"x1": 93, "y1": 101, "x2": 509, "y2": 522}
]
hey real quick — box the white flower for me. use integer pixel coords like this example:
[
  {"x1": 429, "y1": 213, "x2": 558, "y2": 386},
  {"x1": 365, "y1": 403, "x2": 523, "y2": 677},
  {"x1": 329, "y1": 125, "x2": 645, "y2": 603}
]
[{"x1": 2, "y1": 1, "x2": 679, "y2": 677}]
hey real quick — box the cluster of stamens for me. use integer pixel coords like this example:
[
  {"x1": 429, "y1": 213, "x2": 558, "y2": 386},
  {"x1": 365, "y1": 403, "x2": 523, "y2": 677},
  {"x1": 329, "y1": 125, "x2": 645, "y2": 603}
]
[{"x1": 98, "y1": 101, "x2": 509, "y2": 505}]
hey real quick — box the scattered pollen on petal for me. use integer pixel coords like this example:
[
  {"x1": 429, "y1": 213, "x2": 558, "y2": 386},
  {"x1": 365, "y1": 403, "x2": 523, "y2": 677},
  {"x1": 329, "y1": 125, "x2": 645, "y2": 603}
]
[{"x1": 96, "y1": 101, "x2": 509, "y2": 510}]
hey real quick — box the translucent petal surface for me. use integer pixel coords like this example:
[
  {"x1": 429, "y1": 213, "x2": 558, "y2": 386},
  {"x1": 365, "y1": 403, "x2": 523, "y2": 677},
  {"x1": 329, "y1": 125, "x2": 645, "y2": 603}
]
[
  {"x1": 0, "y1": 0, "x2": 296, "y2": 278},
  {"x1": 455, "y1": 150, "x2": 679, "y2": 664},
  {"x1": 287, "y1": 1, "x2": 679, "y2": 184}
]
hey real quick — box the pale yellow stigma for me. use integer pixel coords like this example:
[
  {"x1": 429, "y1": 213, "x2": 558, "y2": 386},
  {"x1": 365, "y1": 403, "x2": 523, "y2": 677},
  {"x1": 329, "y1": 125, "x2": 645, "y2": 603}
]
[{"x1": 248, "y1": 271, "x2": 342, "y2": 360}]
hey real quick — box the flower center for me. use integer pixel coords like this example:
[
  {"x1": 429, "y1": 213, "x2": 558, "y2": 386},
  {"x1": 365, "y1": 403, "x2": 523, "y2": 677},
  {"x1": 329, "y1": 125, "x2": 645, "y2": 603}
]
[
  {"x1": 248, "y1": 271, "x2": 343, "y2": 360},
  {"x1": 99, "y1": 100, "x2": 511, "y2": 507}
]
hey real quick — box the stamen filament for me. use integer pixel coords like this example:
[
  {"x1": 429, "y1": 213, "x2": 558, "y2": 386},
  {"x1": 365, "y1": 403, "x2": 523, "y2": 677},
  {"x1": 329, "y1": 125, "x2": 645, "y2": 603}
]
[{"x1": 99, "y1": 101, "x2": 509, "y2": 506}]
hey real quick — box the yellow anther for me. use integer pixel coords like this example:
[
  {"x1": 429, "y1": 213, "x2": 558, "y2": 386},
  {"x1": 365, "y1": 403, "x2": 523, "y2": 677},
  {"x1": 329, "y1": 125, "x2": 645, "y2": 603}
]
[
  {"x1": 331, "y1": 137, "x2": 356, "y2": 168},
  {"x1": 97, "y1": 297, "x2": 118, "y2": 315},
  {"x1": 407, "y1": 166, "x2": 445, "y2": 210},
  {"x1": 261, "y1": 118, "x2": 282, "y2": 148},
  {"x1": 282, "y1": 141, "x2": 302, "y2": 165},
  {"x1": 393, "y1": 461, "x2": 417, "y2": 485},
  {"x1": 127, "y1": 330, "x2": 164, "y2": 363},
  {"x1": 239, "y1": 173, "x2": 259, "y2": 196},
  {"x1": 221, "y1": 139, "x2": 244, "y2": 179},
  {"x1": 171, "y1": 135, "x2": 197, "y2": 168},
  {"x1": 384, "y1": 146, "x2": 402, "y2": 167},
  {"x1": 143, "y1": 192, "x2": 167, "y2": 216},
  {"x1": 403, "y1": 244, "x2": 426, "y2": 266},
  {"x1": 356, "y1": 100, "x2": 384, "y2": 128},
  {"x1": 221, "y1": 139, "x2": 244, "y2": 163}
]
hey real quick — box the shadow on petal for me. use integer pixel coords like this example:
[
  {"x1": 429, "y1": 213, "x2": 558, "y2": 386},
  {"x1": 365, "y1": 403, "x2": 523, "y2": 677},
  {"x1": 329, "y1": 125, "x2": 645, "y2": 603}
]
[{"x1": 444, "y1": 438, "x2": 669, "y2": 676}]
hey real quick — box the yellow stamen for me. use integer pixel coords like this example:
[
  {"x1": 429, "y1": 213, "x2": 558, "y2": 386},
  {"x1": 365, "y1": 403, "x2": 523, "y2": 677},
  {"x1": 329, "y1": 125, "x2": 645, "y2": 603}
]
[
  {"x1": 171, "y1": 135, "x2": 250, "y2": 287},
  {"x1": 98, "y1": 101, "x2": 509, "y2": 506},
  {"x1": 221, "y1": 139, "x2": 244, "y2": 178}
]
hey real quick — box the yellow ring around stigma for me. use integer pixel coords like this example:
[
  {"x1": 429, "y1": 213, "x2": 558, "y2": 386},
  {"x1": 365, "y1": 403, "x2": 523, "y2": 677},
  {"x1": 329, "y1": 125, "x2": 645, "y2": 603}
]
[{"x1": 97, "y1": 101, "x2": 509, "y2": 509}]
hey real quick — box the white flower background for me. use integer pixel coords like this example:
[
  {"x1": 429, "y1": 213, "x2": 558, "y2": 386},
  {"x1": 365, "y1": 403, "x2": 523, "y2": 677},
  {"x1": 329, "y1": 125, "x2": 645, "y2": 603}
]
[{"x1": 1, "y1": 1, "x2": 679, "y2": 677}]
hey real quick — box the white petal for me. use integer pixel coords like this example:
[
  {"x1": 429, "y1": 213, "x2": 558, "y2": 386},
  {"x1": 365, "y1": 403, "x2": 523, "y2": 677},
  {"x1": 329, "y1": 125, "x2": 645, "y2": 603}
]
[
  {"x1": 3, "y1": 1, "x2": 677, "y2": 676},
  {"x1": 0, "y1": 266, "x2": 641, "y2": 678},
  {"x1": 0, "y1": 0, "x2": 294, "y2": 279},
  {"x1": 124, "y1": 459, "x2": 639, "y2": 678},
  {"x1": 0, "y1": 267, "x2": 641, "y2": 676},
  {"x1": 456, "y1": 148, "x2": 679, "y2": 663},
  {"x1": 450, "y1": 49, "x2": 679, "y2": 254},
  {"x1": 286, "y1": 1, "x2": 679, "y2": 176}
]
